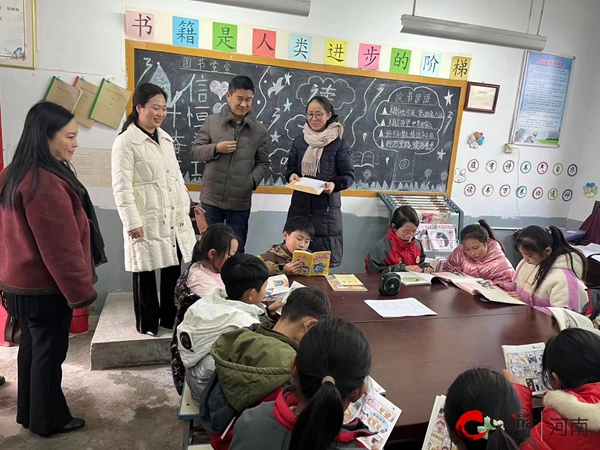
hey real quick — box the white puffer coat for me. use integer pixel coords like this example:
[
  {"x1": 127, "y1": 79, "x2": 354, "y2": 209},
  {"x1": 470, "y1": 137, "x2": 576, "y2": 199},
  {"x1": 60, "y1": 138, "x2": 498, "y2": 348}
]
[{"x1": 112, "y1": 124, "x2": 196, "y2": 272}]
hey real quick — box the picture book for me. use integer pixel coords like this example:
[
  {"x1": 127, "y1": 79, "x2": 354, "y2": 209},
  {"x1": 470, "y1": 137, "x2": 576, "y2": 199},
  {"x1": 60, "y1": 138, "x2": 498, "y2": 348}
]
[
  {"x1": 452, "y1": 279, "x2": 526, "y2": 306},
  {"x1": 421, "y1": 395, "x2": 457, "y2": 450},
  {"x1": 397, "y1": 271, "x2": 479, "y2": 287},
  {"x1": 502, "y1": 343, "x2": 548, "y2": 394},
  {"x1": 326, "y1": 275, "x2": 368, "y2": 292},
  {"x1": 275, "y1": 281, "x2": 305, "y2": 315},
  {"x1": 428, "y1": 225, "x2": 458, "y2": 251},
  {"x1": 292, "y1": 250, "x2": 330, "y2": 276},
  {"x1": 344, "y1": 379, "x2": 401, "y2": 450},
  {"x1": 265, "y1": 275, "x2": 290, "y2": 301},
  {"x1": 547, "y1": 307, "x2": 600, "y2": 335}
]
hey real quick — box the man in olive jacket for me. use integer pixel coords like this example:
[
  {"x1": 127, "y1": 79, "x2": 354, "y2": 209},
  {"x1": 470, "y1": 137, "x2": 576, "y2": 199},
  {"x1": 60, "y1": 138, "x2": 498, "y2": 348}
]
[
  {"x1": 191, "y1": 75, "x2": 269, "y2": 252},
  {"x1": 199, "y1": 287, "x2": 331, "y2": 450}
]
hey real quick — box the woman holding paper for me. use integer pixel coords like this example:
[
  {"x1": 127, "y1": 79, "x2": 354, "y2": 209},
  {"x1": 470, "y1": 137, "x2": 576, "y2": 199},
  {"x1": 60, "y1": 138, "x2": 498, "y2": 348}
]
[
  {"x1": 112, "y1": 83, "x2": 196, "y2": 336},
  {"x1": 285, "y1": 96, "x2": 354, "y2": 267}
]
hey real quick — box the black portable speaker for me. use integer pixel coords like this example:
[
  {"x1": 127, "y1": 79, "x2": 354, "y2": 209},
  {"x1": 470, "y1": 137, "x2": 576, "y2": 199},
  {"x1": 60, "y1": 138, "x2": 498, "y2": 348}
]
[{"x1": 379, "y1": 273, "x2": 401, "y2": 296}]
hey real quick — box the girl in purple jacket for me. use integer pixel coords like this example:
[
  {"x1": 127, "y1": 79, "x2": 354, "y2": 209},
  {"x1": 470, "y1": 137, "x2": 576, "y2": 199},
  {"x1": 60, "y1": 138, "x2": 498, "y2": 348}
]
[{"x1": 442, "y1": 220, "x2": 515, "y2": 284}]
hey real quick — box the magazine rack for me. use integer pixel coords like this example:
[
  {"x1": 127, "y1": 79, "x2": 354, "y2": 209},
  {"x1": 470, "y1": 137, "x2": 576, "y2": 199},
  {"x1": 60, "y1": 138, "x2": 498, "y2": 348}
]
[{"x1": 377, "y1": 193, "x2": 464, "y2": 253}]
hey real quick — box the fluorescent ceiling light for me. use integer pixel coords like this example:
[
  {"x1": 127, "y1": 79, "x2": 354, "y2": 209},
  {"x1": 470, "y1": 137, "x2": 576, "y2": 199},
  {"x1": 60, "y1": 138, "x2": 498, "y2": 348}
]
[
  {"x1": 401, "y1": 15, "x2": 547, "y2": 51},
  {"x1": 191, "y1": 0, "x2": 310, "y2": 17}
]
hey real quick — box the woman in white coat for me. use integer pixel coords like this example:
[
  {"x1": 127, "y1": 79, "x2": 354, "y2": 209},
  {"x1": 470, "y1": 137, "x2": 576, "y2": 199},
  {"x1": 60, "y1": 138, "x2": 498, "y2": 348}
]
[{"x1": 112, "y1": 83, "x2": 196, "y2": 336}]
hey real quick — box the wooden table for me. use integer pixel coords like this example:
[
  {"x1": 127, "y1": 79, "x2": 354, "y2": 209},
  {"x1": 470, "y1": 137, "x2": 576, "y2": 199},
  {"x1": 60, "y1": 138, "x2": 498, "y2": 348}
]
[{"x1": 297, "y1": 274, "x2": 558, "y2": 447}]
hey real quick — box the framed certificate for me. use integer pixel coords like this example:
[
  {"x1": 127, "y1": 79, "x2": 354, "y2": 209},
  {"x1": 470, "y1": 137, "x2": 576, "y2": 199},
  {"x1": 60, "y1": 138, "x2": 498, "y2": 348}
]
[
  {"x1": 464, "y1": 82, "x2": 500, "y2": 113},
  {"x1": 0, "y1": 0, "x2": 36, "y2": 69}
]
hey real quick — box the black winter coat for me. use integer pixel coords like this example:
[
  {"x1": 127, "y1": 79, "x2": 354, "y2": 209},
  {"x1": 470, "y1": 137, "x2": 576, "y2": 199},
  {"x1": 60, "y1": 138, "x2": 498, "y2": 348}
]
[{"x1": 285, "y1": 132, "x2": 354, "y2": 267}]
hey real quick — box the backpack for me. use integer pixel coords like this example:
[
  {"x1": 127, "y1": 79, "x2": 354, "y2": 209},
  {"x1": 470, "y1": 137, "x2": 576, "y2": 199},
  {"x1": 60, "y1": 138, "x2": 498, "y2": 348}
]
[{"x1": 582, "y1": 288, "x2": 600, "y2": 328}]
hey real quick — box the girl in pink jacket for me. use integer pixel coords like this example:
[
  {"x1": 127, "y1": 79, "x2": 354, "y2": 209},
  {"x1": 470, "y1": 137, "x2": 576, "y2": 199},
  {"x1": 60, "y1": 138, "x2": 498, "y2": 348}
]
[{"x1": 442, "y1": 219, "x2": 515, "y2": 283}]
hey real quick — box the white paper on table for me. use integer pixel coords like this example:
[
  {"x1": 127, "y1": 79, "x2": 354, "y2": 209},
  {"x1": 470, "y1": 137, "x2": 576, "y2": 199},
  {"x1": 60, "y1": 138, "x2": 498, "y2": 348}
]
[{"x1": 364, "y1": 298, "x2": 437, "y2": 318}]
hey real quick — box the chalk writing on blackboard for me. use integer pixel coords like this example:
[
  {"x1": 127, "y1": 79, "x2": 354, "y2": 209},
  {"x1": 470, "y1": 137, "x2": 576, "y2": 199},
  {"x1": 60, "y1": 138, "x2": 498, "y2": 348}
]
[{"x1": 132, "y1": 46, "x2": 462, "y2": 192}]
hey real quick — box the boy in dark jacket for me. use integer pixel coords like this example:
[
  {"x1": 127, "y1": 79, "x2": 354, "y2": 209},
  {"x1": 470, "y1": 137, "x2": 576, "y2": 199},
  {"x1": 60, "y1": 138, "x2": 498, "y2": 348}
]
[
  {"x1": 258, "y1": 216, "x2": 315, "y2": 276},
  {"x1": 366, "y1": 205, "x2": 433, "y2": 274},
  {"x1": 199, "y1": 287, "x2": 331, "y2": 450}
]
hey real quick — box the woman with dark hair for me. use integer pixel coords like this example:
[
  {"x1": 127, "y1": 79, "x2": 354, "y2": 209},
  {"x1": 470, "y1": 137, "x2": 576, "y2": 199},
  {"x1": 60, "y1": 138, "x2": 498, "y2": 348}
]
[
  {"x1": 442, "y1": 219, "x2": 515, "y2": 283},
  {"x1": 285, "y1": 96, "x2": 355, "y2": 267},
  {"x1": 0, "y1": 101, "x2": 107, "y2": 436},
  {"x1": 505, "y1": 225, "x2": 587, "y2": 311},
  {"x1": 112, "y1": 83, "x2": 196, "y2": 336}
]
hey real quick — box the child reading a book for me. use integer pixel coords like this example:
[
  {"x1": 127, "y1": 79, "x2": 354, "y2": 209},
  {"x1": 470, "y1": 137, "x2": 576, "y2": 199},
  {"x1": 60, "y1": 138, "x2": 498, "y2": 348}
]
[
  {"x1": 442, "y1": 220, "x2": 515, "y2": 283},
  {"x1": 505, "y1": 328, "x2": 600, "y2": 450},
  {"x1": 365, "y1": 205, "x2": 433, "y2": 274},
  {"x1": 505, "y1": 226, "x2": 587, "y2": 312},
  {"x1": 177, "y1": 254, "x2": 283, "y2": 399},
  {"x1": 200, "y1": 287, "x2": 332, "y2": 450},
  {"x1": 230, "y1": 318, "x2": 374, "y2": 450},
  {"x1": 258, "y1": 216, "x2": 315, "y2": 276},
  {"x1": 444, "y1": 368, "x2": 530, "y2": 450},
  {"x1": 186, "y1": 224, "x2": 238, "y2": 298}
]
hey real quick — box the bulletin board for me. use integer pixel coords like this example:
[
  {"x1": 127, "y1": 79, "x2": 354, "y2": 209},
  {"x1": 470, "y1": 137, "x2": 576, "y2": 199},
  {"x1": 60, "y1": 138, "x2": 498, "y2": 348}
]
[{"x1": 126, "y1": 40, "x2": 467, "y2": 196}]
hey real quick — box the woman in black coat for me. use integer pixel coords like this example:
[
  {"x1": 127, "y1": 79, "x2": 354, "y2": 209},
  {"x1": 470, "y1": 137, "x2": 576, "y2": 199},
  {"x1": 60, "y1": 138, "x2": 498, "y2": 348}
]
[{"x1": 285, "y1": 96, "x2": 355, "y2": 267}]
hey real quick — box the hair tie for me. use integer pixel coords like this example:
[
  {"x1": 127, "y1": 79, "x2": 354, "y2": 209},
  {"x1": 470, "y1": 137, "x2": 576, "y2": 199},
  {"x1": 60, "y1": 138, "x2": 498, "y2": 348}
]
[
  {"x1": 475, "y1": 222, "x2": 481, "y2": 226},
  {"x1": 321, "y1": 376, "x2": 336, "y2": 386},
  {"x1": 546, "y1": 227, "x2": 551, "y2": 233},
  {"x1": 476, "y1": 417, "x2": 505, "y2": 440}
]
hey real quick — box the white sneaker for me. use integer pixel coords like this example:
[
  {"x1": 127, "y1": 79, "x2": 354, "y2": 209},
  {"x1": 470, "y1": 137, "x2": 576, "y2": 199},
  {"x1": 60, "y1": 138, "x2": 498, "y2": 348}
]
[{"x1": 146, "y1": 331, "x2": 156, "y2": 337}]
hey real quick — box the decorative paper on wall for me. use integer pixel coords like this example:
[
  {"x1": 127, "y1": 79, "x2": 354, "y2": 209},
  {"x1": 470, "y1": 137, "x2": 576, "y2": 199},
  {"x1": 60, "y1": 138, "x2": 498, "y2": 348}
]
[
  {"x1": 547, "y1": 188, "x2": 558, "y2": 200},
  {"x1": 567, "y1": 164, "x2": 578, "y2": 177},
  {"x1": 485, "y1": 160, "x2": 497, "y2": 173},
  {"x1": 389, "y1": 48, "x2": 412, "y2": 75},
  {"x1": 289, "y1": 34, "x2": 312, "y2": 62},
  {"x1": 583, "y1": 183, "x2": 598, "y2": 198},
  {"x1": 537, "y1": 161, "x2": 548, "y2": 175},
  {"x1": 532, "y1": 187, "x2": 544, "y2": 200},
  {"x1": 520, "y1": 161, "x2": 532, "y2": 174},
  {"x1": 212, "y1": 22, "x2": 238, "y2": 52},
  {"x1": 252, "y1": 29, "x2": 276, "y2": 58},
  {"x1": 512, "y1": 51, "x2": 574, "y2": 147},
  {"x1": 467, "y1": 159, "x2": 479, "y2": 173},
  {"x1": 0, "y1": 0, "x2": 36, "y2": 69},
  {"x1": 562, "y1": 189, "x2": 573, "y2": 202},
  {"x1": 453, "y1": 168, "x2": 466, "y2": 183},
  {"x1": 450, "y1": 56, "x2": 471, "y2": 80},
  {"x1": 482, "y1": 184, "x2": 494, "y2": 197},
  {"x1": 552, "y1": 163, "x2": 563, "y2": 176},
  {"x1": 126, "y1": 10, "x2": 155, "y2": 42},
  {"x1": 358, "y1": 43, "x2": 381, "y2": 70},
  {"x1": 500, "y1": 184, "x2": 511, "y2": 197},
  {"x1": 324, "y1": 39, "x2": 347, "y2": 66},
  {"x1": 517, "y1": 186, "x2": 528, "y2": 198},
  {"x1": 420, "y1": 52, "x2": 442, "y2": 77},
  {"x1": 503, "y1": 160, "x2": 515, "y2": 173},
  {"x1": 173, "y1": 17, "x2": 199, "y2": 48}
]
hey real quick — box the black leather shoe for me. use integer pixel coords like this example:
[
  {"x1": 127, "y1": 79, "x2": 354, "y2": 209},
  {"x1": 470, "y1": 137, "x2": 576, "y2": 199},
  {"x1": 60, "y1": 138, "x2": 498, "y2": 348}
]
[
  {"x1": 0, "y1": 376, "x2": 5, "y2": 386},
  {"x1": 57, "y1": 418, "x2": 85, "y2": 434}
]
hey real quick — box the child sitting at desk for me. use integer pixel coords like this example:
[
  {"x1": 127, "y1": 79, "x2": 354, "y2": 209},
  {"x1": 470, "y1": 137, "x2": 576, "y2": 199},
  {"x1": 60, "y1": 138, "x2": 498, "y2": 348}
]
[
  {"x1": 505, "y1": 225, "x2": 587, "y2": 312},
  {"x1": 230, "y1": 318, "x2": 374, "y2": 450},
  {"x1": 177, "y1": 254, "x2": 282, "y2": 400},
  {"x1": 365, "y1": 205, "x2": 433, "y2": 274},
  {"x1": 444, "y1": 328, "x2": 600, "y2": 450},
  {"x1": 258, "y1": 216, "x2": 315, "y2": 276},
  {"x1": 442, "y1": 219, "x2": 515, "y2": 283}
]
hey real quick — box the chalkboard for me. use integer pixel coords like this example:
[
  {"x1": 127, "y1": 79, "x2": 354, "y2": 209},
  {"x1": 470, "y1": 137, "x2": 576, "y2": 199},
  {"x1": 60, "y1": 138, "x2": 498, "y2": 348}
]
[{"x1": 127, "y1": 42, "x2": 465, "y2": 195}]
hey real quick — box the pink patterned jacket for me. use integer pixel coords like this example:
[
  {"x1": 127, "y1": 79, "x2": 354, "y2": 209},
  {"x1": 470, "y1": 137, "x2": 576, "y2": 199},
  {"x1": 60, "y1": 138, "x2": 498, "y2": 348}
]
[{"x1": 441, "y1": 239, "x2": 515, "y2": 284}]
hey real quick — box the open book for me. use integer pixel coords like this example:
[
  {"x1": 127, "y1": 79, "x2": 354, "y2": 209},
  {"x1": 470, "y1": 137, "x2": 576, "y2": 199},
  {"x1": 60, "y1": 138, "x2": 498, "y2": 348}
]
[
  {"x1": 398, "y1": 271, "x2": 525, "y2": 305},
  {"x1": 293, "y1": 251, "x2": 330, "y2": 276},
  {"x1": 285, "y1": 177, "x2": 327, "y2": 195},
  {"x1": 547, "y1": 307, "x2": 600, "y2": 335},
  {"x1": 421, "y1": 395, "x2": 457, "y2": 450},
  {"x1": 265, "y1": 275, "x2": 290, "y2": 302},
  {"x1": 344, "y1": 378, "x2": 401, "y2": 450},
  {"x1": 275, "y1": 281, "x2": 305, "y2": 315},
  {"x1": 502, "y1": 343, "x2": 548, "y2": 394}
]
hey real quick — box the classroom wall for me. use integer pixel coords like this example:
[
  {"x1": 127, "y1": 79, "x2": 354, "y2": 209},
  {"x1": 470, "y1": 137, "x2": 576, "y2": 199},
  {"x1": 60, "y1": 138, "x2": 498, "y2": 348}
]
[{"x1": 1, "y1": 0, "x2": 599, "y2": 309}]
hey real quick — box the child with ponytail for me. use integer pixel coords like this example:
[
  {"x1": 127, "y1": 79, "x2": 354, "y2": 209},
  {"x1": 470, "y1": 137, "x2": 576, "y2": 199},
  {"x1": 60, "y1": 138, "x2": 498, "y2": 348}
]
[
  {"x1": 442, "y1": 219, "x2": 515, "y2": 283},
  {"x1": 230, "y1": 318, "x2": 374, "y2": 450},
  {"x1": 506, "y1": 225, "x2": 587, "y2": 311},
  {"x1": 444, "y1": 368, "x2": 530, "y2": 450}
]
